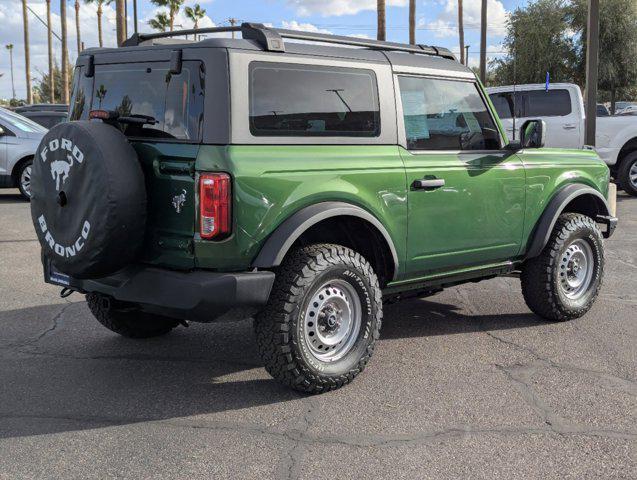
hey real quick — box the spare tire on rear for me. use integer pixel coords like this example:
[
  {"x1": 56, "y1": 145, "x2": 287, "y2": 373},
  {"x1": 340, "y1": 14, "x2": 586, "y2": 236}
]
[{"x1": 30, "y1": 121, "x2": 146, "y2": 279}]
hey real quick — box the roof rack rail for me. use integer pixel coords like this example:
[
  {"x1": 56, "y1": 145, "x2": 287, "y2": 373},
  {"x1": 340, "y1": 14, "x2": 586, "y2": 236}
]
[{"x1": 122, "y1": 22, "x2": 457, "y2": 61}]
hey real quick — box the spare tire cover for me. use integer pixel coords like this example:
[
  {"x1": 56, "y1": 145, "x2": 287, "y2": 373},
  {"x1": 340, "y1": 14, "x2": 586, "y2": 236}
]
[{"x1": 30, "y1": 121, "x2": 146, "y2": 279}]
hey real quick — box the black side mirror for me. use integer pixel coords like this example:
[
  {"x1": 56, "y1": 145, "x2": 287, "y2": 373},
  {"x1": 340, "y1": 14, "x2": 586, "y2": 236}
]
[{"x1": 520, "y1": 119, "x2": 546, "y2": 149}]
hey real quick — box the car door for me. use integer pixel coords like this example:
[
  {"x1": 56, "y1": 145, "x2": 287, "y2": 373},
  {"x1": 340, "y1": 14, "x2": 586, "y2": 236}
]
[{"x1": 396, "y1": 75, "x2": 526, "y2": 276}]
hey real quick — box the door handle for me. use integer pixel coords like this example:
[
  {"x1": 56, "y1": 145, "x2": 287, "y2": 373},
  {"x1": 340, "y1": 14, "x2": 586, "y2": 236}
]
[
  {"x1": 562, "y1": 123, "x2": 577, "y2": 130},
  {"x1": 412, "y1": 178, "x2": 445, "y2": 190}
]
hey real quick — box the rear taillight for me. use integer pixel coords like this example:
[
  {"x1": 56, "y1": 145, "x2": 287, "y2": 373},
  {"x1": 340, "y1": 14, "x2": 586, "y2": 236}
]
[{"x1": 199, "y1": 173, "x2": 231, "y2": 239}]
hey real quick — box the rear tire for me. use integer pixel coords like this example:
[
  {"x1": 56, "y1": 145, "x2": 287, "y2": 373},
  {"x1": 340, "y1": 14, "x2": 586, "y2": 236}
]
[
  {"x1": 618, "y1": 151, "x2": 637, "y2": 196},
  {"x1": 254, "y1": 244, "x2": 383, "y2": 393},
  {"x1": 87, "y1": 293, "x2": 180, "y2": 338},
  {"x1": 16, "y1": 159, "x2": 33, "y2": 200},
  {"x1": 521, "y1": 213, "x2": 604, "y2": 321}
]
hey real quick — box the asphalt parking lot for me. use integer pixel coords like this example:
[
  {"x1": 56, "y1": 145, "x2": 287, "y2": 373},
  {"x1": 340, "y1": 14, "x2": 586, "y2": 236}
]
[{"x1": 0, "y1": 188, "x2": 635, "y2": 479}]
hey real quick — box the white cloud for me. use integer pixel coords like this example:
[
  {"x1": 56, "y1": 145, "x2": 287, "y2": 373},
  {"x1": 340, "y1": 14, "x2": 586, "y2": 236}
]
[
  {"x1": 450, "y1": 43, "x2": 504, "y2": 67},
  {"x1": 0, "y1": 0, "x2": 118, "y2": 100},
  {"x1": 280, "y1": 20, "x2": 333, "y2": 34},
  {"x1": 287, "y1": 0, "x2": 408, "y2": 17},
  {"x1": 424, "y1": 0, "x2": 509, "y2": 39}
]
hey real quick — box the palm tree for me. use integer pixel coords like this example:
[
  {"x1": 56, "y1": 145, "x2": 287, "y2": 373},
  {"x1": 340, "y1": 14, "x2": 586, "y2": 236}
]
[
  {"x1": 5, "y1": 44, "x2": 16, "y2": 100},
  {"x1": 46, "y1": 0, "x2": 54, "y2": 102},
  {"x1": 148, "y1": 12, "x2": 170, "y2": 32},
  {"x1": 61, "y1": 0, "x2": 69, "y2": 103},
  {"x1": 409, "y1": 0, "x2": 415, "y2": 45},
  {"x1": 184, "y1": 3, "x2": 206, "y2": 30},
  {"x1": 458, "y1": 0, "x2": 465, "y2": 65},
  {"x1": 151, "y1": 0, "x2": 185, "y2": 32},
  {"x1": 377, "y1": 0, "x2": 386, "y2": 41},
  {"x1": 75, "y1": 0, "x2": 82, "y2": 54},
  {"x1": 21, "y1": 0, "x2": 32, "y2": 103},
  {"x1": 84, "y1": 0, "x2": 112, "y2": 48}
]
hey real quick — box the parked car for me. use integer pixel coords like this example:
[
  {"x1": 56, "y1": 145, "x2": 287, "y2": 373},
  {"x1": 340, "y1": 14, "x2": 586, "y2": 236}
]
[
  {"x1": 30, "y1": 24, "x2": 617, "y2": 393},
  {"x1": 614, "y1": 101, "x2": 637, "y2": 113},
  {"x1": 487, "y1": 83, "x2": 637, "y2": 195},
  {"x1": 617, "y1": 105, "x2": 637, "y2": 116},
  {"x1": 597, "y1": 104, "x2": 610, "y2": 116},
  {"x1": 13, "y1": 104, "x2": 69, "y2": 129},
  {"x1": 0, "y1": 106, "x2": 46, "y2": 199}
]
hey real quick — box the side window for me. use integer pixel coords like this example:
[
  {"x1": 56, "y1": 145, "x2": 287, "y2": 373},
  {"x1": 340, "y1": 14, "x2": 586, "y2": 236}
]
[
  {"x1": 521, "y1": 89, "x2": 572, "y2": 117},
  {"x1": 490, "y1": 92, "x2": 514, "y2": 119},
  {"x1": 398, "y1": 76, "x2": 501, "y2": 151},
  {"x1": 249, "y1": 62, "x2": 380, "y2": 137}
]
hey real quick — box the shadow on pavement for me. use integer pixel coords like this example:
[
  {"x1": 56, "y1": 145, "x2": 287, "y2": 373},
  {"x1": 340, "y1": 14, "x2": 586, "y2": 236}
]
[
  {"x1": 0, "y1": 297, "x2": 544, "y2": 439},
  {"x1": 0, "y1": 193, "x2": 27, "y2": 204}
]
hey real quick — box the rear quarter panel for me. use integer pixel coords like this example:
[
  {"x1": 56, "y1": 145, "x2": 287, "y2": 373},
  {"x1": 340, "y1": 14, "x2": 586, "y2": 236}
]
[{"x1": 194, "y1": 145, "x2": 408, "y2": 274}]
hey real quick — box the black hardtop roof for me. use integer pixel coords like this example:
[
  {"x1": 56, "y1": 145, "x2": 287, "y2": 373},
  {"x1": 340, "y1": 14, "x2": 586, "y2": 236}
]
[{"x1": 78, "y1": 22, "x2": 471, "y2": 75}]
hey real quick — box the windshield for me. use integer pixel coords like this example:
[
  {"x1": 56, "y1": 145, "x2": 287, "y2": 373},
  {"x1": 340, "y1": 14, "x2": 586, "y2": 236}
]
[{"x1": 0, "y1": 107, "x2": 47, "y2": 134}]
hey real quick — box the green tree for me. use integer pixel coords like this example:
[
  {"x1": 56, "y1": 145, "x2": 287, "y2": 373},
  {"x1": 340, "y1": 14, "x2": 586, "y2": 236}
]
[
  {"x1": 491, "y1": 0, "x2": 577, "y2": 85},
  {"x1": 184, "y1": 3, "x2": 206, "y2": 30},
  {"x1": 32, "y1": 63, "x2": 73, "y2": 103},
  {"x1": 148, "y1": 11, "x2": 170, "y2": 32},
  {"x1": 150, "y1": 0, "x2": 184, "y2": 32},
  {"x1": 568, "y1": 0, "x2": 637, "y2": 113}
]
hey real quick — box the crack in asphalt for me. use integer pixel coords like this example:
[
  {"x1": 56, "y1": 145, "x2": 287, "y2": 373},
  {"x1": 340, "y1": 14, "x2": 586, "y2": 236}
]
[
  {"x1": 1, "y1": 412, "x2": 634, "y2": 446},
  {"x1": 8, "y1": 302, "x2": 75, "y2": 349}
]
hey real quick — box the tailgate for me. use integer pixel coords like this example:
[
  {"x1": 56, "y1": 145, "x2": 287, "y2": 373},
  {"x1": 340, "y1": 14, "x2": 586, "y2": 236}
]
[{"x1": 135, "y1": 142, "x2": 198, "y2": 269}]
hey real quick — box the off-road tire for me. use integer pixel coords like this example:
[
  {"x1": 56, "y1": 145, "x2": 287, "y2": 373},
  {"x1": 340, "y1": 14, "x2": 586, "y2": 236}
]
[
  {"x1": 16, "y1": 159, "x2": 33, "y2": 200},
  {"x1": 254, "y1": 244, "x2": 383, "y2": 393},
  {"x1": 87, "y1": 293, "x2": 180, "y2": 338},
  {"x1": 521, "y1": 213, "x2": 604, "y2": 321},
  {"x1": 617, "y1": 151, "x2": 637, "y2": 196}
]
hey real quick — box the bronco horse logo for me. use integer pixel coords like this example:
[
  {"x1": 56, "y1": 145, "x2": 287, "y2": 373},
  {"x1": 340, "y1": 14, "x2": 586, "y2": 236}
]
[
  {"x1": 39, "y1": 138, "x2": 85, "y2": 192},
  {"x1": 50, "y1": 154, "x2": 74, "y2": 191}
]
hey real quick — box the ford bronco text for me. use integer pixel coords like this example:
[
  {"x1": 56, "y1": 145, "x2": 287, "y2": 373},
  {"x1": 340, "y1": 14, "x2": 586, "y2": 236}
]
[{"x1": 30, "y1": 24, "x2": 617, "y2": 393}]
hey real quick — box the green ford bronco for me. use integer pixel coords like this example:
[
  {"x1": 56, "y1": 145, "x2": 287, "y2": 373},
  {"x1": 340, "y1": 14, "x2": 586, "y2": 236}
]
[{"x1": 30, "y1": 24, "x2": 617, "y2": 393}]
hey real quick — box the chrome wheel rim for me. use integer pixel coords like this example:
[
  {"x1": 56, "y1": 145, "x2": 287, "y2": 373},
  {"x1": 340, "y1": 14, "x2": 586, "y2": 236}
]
[
  {"x1": 303, "y1": 279, "x2": 361, "y2": 362},
  {"x1": 20, "y1": 165, "x2": 32, "y2": 197},
  {"x1": 629, "y1": 161, "x2": 637, "y2": 188},
  {"x1": 558, "y1": 239, "x2": 594, "y2": 300}
]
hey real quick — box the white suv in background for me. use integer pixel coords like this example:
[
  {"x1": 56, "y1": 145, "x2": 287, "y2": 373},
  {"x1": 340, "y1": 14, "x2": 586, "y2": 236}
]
[
  {"x1": 0, "y1": 107, "x2": 47, "y2": 200},
  {"x1": 487, "y1": 83, "x2": 637, "y2": 196}
]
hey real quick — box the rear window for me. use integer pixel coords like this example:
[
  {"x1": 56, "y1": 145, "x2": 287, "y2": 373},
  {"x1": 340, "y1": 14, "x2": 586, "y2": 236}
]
[
  {"x1": 25, "y1": 114, "x2": 67, "y2": 129},
  {"x1": 70, "y1": 61, "x2": 205, "y2": 141},
  {"x1": 249, "y1": 62, "x2": 380, "y2": 137}
]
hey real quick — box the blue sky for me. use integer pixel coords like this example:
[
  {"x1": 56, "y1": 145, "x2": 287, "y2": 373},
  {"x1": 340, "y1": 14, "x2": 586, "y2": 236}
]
[{"x1": 0, "y1": 0, "x2": 526, "y2": 100}]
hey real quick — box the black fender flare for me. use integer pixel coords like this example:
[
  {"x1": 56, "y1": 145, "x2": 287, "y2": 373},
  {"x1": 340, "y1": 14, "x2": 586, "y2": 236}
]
[
  {"x1": 252, "y1": 201, "x2": 399, "y2": 279},
  {"x1": 525, "y1": 184, "x2": 611, "y2": 259}
]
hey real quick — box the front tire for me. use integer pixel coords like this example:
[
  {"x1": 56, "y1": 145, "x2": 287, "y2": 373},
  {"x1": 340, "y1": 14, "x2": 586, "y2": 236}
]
[
  {"x1": 521, "y1": 213, "x2": 604, "y2": 321},
  {"x1": 16, "y1": 159, "x2": 33, "y2": 200},
  {"x1": 618, "y1": 151, "x2": 637, "y2": 196},
  {"x1": 254, "y1": 244, "x2": 383, "y2": 393},
  {"x1": 87, "y1": 293, "x2": 180, "y2": 338}
]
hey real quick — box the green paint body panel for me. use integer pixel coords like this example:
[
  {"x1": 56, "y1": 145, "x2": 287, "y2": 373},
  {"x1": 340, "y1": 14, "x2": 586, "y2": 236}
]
[{"x1": 134, "y1": 138, "x2": 610, "y2": 293}]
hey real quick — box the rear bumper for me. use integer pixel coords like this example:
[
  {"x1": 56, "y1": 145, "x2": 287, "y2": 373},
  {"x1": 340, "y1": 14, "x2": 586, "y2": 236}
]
[{"x1": 44, "y1": 261, "x2": 275, "y2": 322}]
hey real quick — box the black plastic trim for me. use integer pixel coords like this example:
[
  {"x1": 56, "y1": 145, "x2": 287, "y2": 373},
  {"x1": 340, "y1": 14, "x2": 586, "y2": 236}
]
[
  {"x1": 525, "y1": 184, "x2": 612, "y2": 259},
  {"x1": 43, "y1": 260, "x2": 275, "y2": 323},
  {"x1": 251, "y1": 201, "x2": 399, "y2": 279}
]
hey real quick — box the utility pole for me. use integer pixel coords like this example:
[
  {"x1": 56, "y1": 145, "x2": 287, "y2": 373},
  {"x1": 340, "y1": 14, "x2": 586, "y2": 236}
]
[
  {"x1": 133, "y1": 0, "x2": 138, "y2": 34},
  {"x1": 228, "y1": 18, "x2": 237, "y2": 38},
  {"x1": 6, "y1": 45, "x2": 16, "y2": 100},
  {"x1": 60, "y1": 0, "x2": 69, "y2": 104},
  {"x1": 479, "y1": 0, "x2": 487, "y2": 84},
  {"x1": 584, "y1": 0, "x2": 599, "y2": 146},
  {"x1": 458, "y1": 0, "x2": 465, "y2": 65},
  {"x1": 21, "y1": 0, "x2": 32, "y2": 103},
  {"x1": 409, "y1": 0, "x2": 416, "y2": 45},
  {"x1": 116, "y1": 0, "x2": 126, "y2": 46},
  {"x1": 377, "y1": 0, "x2": 386, "y2": 41}
]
